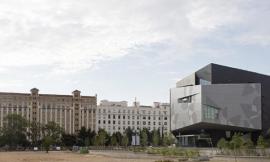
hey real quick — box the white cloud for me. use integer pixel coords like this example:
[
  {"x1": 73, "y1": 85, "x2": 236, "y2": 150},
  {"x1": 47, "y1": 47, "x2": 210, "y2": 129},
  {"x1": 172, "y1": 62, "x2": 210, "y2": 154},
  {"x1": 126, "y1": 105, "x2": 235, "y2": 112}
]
[
  {"x1": 0, "y1": 0, "x2": 177, "y2": 74},
  {"x1": 0, "y1": 79, "x2": 23, "y2": 88},
  {"x1": 186, "y1": 0, "x2": 270, "y2": 46},
  {"x1": 0, "y1": 0, "x2": 269, "y2": 74},
  {"x1": 187, "y1": 0, "x2": 244, "y2": 30}
]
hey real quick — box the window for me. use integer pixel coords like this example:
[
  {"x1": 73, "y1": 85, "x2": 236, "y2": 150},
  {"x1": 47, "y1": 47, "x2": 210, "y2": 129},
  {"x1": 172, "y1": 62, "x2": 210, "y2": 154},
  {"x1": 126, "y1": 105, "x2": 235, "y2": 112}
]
[
  {"x1": 204, "y1": 105, "x2": 219, "y2": 120},
  {"x1": 178, "y1": 96, "x2": 192, "y2": 103},
  {"x1": 199, "y1": 79, "x2": 211, "y2": 85}
]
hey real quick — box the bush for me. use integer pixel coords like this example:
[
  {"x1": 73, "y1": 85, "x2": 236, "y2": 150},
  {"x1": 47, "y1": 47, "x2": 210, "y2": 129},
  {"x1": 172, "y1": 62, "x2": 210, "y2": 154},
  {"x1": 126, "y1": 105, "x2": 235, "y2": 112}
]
[
  {"x1": 178, "y1": 158, "x2": 188, "y2": 161},
  {"x1": 80, "y1": 147, "x2": 89, "y2": 154},
  {"x1": 217, "y1": 138, "x2": 228, "y2": 150},
  {"x1": 145, "y1": 147, "x2": 199, "y2": 158},
  {"x1": 155, "y1": 160, "x2": 174, "y2": 162}
]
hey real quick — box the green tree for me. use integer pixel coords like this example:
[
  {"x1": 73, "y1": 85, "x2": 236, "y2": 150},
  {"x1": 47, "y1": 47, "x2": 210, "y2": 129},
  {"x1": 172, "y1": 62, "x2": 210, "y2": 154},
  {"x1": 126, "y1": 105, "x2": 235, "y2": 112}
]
[
  {"x1": 78, "y1": 127, "x2": 89, "y2": 146},
  {"x1": 124, "y1": 127, "x2": 133, "y2": 146},
  {"x1": 217, "y1": 138, "x2": 228, "y2": 149},
  {"x1": 152, "y1": 130, "x2": 160, "y2": 146},
  {"x1": 257, "y1": 135, "x2": 267, "y2": 148},
  {"x1": 29, "y1": 121, "x2": 43, "y2": 146},
  {"x1": 115, "y1": 131, "x2": 122, "y2": 146},
  {"x1": 217, "y1": 138, "x2": 229, "y2": 153},
  {"x1": 244, "y1": 138, "x2": 254, "y2": 149},
  {"x1": 95, "y1": 129, "x2": 109, "y2": 146},
  {"x1": 43, "y1": 121, "x2": 63, "y2": 145},
  {"x1": 122, "y1": 134, "x2": 129, "y2": 147},
  {"x1": 110, "y1": 133, "x2": 118, "y2": 146},
  {"x1": 61, "y1": 133, "x2": 76, "y2": 147},
  {"x1": 140, "y1": 128, "x2": 148, "y2": 146},
  {"x1": 229, "y1": 133, "x2": 245, "y2": 157},
  {"x1": 1, "y1": 114, "x2": 29, "y2": 148},
  {"x1": 162, "y1": 133, "x2": 175, "y2": 146},
  {"x1": 42, "y1": 136, "x2": 53, "y2": 153},
  {"x1": 89, "y1": 130, "x2": 96, "y2": 146}
]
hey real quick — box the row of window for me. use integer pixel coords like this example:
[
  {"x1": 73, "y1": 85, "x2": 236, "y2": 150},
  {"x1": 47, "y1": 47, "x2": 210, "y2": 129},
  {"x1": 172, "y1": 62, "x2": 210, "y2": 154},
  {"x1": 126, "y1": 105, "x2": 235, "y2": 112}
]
[
  {"x1": 99, "y1": 126, "x2": 168, "y2": 132},
  {"x1": 98, "y1": 120, "x2": 168, "y2": 126},
  {"x1": 98, "y1": 109, "x2": 167, "y2": 115},
  {"x1": 104, "y1": 114, "x2": 167, "y2": 120}
]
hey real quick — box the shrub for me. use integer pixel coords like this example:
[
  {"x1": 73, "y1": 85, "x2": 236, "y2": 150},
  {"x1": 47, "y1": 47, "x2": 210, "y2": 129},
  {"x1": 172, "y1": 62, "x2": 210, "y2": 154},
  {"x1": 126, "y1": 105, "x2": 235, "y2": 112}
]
[
  {"x1": 178, "y1": 158, "x2": 188, "y2": 161},
  {"x1": 144, "y1": 147, "x2": 199, "y2": 158},
  {"x1": 80, "y1": 147, "x2": 89, "y2": 154},
  {"x1": 155, "y1": 160, "x2": 174, "y2": 162},
  {"x1": 257, "y1": 135, "x2": 267, "y2": 148},
  {"x1": 217, "y1": 138, "x2": 228, "y2": 150}
]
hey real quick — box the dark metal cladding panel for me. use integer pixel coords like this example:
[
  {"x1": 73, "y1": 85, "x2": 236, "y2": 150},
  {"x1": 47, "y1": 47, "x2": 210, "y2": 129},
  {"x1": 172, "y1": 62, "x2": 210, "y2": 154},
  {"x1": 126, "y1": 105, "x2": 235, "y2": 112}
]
[
  {"x1": 210, "y1": 63, "x2": 270, "y2": 134},
  {"x1": 195, "y1": 64, "x2": 212, "y2": 83}
]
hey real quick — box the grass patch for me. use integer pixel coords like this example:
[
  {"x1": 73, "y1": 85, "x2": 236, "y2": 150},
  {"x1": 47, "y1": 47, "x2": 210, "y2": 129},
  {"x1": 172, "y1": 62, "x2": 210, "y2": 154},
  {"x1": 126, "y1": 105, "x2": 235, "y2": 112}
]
[{"x1": 132, "y1": 147, "x2": 199, "y2": 158}]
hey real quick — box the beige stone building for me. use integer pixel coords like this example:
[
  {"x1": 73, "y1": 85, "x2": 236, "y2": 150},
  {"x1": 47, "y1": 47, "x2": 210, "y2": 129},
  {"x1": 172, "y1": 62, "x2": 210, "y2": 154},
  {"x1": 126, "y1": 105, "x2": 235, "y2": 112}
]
[{"x1": 0, "y1": 88, "x2": 97, "y2": 134}]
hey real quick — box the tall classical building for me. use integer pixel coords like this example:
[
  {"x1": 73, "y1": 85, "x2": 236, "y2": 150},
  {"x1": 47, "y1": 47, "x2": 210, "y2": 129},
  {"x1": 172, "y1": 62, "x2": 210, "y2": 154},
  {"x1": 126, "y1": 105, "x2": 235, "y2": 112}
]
[
  {"x1": 0, "y1": 88, "x2": 97, "y2": 134},
  {"x1": 171, "y1": 63, "x2": 269, "y2": 147},
  {"x1": 96, "y1": 100, "x2": 170, "y2": 135}
]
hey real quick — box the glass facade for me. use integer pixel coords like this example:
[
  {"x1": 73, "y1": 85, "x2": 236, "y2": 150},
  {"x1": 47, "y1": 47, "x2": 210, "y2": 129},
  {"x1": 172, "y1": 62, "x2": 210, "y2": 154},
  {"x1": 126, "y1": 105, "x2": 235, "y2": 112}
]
[
  {"x1": 203, "y1": 105, "x2": 219, "y2": 120},
  {"x1": 199, "y1": 79, "x2": 211, "y2": 85}
]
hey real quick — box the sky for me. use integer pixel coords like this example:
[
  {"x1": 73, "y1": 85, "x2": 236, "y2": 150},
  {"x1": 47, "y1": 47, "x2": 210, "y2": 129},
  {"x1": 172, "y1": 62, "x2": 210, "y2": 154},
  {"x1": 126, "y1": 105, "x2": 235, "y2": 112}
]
[{"x1": 0, "y1": 0, "x2": 270, "y2": 105}]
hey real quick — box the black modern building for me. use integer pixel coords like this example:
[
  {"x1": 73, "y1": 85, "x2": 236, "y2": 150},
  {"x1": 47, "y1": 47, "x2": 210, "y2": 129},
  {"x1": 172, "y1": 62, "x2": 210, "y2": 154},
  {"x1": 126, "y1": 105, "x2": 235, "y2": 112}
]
[{"x1": 170, "y1": 63, "x2": 270, "y2": 146}]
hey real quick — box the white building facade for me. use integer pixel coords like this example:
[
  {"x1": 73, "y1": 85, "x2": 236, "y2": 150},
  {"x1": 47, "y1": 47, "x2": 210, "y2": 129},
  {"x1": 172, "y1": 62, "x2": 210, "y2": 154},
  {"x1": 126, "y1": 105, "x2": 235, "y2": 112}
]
[{"x1": 96, "y1": 100, "x2": 170, "y2": 135}]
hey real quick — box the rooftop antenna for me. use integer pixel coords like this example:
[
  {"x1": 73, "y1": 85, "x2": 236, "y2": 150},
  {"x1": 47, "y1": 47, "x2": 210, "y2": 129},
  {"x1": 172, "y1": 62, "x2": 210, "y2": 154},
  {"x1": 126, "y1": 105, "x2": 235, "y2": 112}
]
[{"x1": 135, "y1": 97, "x2": 137, "y2": 107}]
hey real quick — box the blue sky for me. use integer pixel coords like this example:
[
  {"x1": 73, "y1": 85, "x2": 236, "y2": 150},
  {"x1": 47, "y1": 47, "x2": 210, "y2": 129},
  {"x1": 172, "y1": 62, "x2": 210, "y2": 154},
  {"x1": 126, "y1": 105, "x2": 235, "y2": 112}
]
[{"x1": 0, "y1": 0, "x2": 270, "y2": 105}]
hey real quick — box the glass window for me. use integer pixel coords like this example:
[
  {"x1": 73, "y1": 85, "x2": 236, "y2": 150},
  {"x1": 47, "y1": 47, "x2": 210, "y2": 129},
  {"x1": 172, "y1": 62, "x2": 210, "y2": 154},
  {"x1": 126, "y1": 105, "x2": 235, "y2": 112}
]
[
  {"x1": 178, "y1": 96, "x2": 192, "y2": 103},
  {"x1": 204, "y1": 105, "x2": 219, "y2": 120},
  {"x1": 199, "y1": 79, "x2": 211, "y2": 85}
]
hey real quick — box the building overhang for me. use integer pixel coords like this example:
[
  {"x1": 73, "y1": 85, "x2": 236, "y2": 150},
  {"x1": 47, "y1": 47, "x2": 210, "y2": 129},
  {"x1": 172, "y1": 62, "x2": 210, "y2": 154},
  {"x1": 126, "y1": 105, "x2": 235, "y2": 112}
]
[{"x1": 173, "y1": 122, "x2": 261, "y2": 134}]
